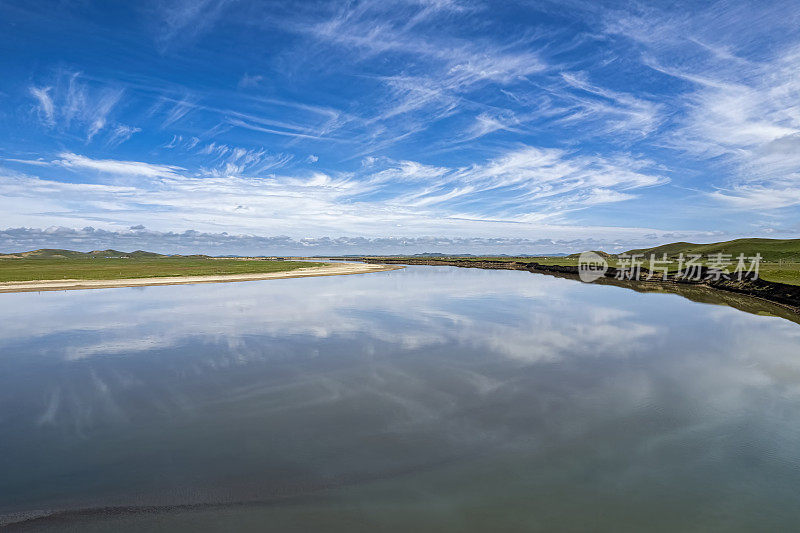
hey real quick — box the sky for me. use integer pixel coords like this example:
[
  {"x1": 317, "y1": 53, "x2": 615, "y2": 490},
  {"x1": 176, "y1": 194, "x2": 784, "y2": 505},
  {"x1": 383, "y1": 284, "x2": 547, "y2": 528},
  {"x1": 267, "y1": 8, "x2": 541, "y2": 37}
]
[{"x1": 1, "y1": 0, "x2": 799, "y2": 255}]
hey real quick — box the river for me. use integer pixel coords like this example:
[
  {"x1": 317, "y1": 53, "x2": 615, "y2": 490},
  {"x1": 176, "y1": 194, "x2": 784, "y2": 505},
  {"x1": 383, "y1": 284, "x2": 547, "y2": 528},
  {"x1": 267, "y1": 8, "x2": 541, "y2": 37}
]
[{"x1": 1, "y1": 265, "x2": 799, "y2": 531}]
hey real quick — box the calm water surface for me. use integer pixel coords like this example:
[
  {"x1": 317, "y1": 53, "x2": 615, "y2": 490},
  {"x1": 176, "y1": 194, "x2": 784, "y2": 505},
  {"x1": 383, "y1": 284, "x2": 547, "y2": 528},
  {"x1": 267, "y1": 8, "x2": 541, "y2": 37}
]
[{"x1": 1, "y1": 265, "x2": 800, "y2": 531}]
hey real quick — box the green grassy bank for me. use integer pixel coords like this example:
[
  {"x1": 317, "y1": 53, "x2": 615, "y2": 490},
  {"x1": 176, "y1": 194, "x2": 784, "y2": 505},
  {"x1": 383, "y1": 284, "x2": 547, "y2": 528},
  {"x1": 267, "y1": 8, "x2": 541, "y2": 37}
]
[
  {"x1": 361, "y1": 238, "x2": 800, "y2": 286},
  {"x1": 0, "y1": 256, "x2": 322, "y2": 283}
]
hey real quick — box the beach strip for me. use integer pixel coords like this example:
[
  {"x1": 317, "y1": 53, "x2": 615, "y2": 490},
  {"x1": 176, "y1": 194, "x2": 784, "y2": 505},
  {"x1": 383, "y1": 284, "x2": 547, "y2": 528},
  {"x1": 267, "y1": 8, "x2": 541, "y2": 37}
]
[{"x1": 0, "y1": 262, "x2": 402, "y2": 293}]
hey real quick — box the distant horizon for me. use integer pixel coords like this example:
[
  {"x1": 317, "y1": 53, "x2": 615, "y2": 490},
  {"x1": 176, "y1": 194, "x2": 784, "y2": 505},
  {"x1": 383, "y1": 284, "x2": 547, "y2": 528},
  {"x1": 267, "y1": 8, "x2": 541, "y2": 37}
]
[
  {"x1": 2, "y1": 1, "x2": 799, "y2": 253},
  {"x1": 4, "y1": 235, "x2": 798, "y2": 259},
  {"x1": 0, "y1": 227, "x2": 729, "y2": 257},
  {"x1": 0, "y1": 224, "x2": 733, "y2": 256}
]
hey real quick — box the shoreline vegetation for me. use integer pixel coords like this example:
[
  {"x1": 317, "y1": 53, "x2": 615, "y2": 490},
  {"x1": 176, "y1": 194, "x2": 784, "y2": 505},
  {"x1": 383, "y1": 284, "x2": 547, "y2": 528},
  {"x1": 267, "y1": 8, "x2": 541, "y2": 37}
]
[
  {"x1": 0, "y1": 249, "x2": 320, "y2": 282},
  {"x1": 358, "y1": 257, "x2": 800, "y2": 317},
  {"x1": 0, "y1": 250, "x2": 401, "y2": 293},
  {"x1": 343, "y1": 239, "x2": 800, "y2": 317},
  {"x1": 332, "y1": 238, "x2": 800, "y2": 285}
]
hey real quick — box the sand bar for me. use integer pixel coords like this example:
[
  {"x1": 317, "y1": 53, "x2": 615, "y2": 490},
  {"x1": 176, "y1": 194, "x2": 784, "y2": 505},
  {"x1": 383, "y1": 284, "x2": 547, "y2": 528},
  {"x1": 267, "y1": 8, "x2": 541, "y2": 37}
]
[{"x1": 0, "y1": 262, "x2": 403, "y2": 294}]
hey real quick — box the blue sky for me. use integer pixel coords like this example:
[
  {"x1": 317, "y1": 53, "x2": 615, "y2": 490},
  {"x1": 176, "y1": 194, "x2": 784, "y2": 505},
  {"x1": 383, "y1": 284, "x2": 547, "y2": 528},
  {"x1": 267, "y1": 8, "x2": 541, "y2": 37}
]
[{"x1": 1, "y1": 0, "x2": 799, "y2": 254}]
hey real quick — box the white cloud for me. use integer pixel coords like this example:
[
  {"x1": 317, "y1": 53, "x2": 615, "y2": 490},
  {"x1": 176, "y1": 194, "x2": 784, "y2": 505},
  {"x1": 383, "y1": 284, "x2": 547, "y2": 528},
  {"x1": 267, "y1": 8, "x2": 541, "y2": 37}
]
[
  {"x1": 200, "y1": 146, "x2": 294, "y2": 177},
  {"x1": 668, "y1": 47, "x2": 800, "y2": 208},
  {"x1": 107, "y1": 124, "x2": 142, "y2": 147},
  {"x1": 85, "y1": 89, "x2": 123, "y2": 141},
  {"x1": 154, "y1": 0, "x2": 234, "y2": 49},
  {"x1": 292, "y1": 0, "x2": 545, "y2": 150},
  {"x1": 29, "y1": 86, "x2": 55, "y2": 126},
  {"x1": 160, "y1": 96, "x2": 195, "y2": 128},
  {"x1": 228, "y1": 118, "x2": 335, "y2": 140},
  {"x1": 603, "y1": 4, "x2": 800, "y2": 210},
  {"x1": 160, "y1": 136, "x2": 294, "y2": 176},
  {"x1": 0, "y1": 148, "x2": 673, "y2": 244},
  {"x1": 708, "y1": 185, "x2": 800, "y2": 210},
  {"x1": 284, "y1": 1, "x2": 677, "y2": 156},
  {"x1": 308, "y1": 0, "x2": 540, "y2": 83},
  {"x1": 439, "y1": 147, "x2": 667, "y2": 218},
  {"x1": 558, "y1": 72, "x2": 663, "y2": 137},
  {"x1": 28, "y1": 72, "x2": 125, "y2": 142},
  {"x1": 462, "y1": 111, "x2": 524, "y2": 141},
  {"x1": 54, "y1": 152, "x2": 184, "y2": 178},
  {"x1": 238, "y1": 73, "x2": 264, "y2": 88}
]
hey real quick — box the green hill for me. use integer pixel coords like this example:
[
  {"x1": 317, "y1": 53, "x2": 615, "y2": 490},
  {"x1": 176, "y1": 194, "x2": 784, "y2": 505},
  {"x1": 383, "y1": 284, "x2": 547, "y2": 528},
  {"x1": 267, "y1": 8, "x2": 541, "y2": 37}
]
[
  {"x1": 566, "y1": 250, "x2": 613, "y2": 260},
  {"x1": 86, "y1": 249, "x2": 166, "y2": 258},
  {"x1": 624, "y1": 238, "x2": 800, "y2": 262},
  {"x1": 0, "y1": 248, "x2": 87, "y2": 259},
  {"x1": 0, "y1": 248, "x2": 168, "y2": 259}
]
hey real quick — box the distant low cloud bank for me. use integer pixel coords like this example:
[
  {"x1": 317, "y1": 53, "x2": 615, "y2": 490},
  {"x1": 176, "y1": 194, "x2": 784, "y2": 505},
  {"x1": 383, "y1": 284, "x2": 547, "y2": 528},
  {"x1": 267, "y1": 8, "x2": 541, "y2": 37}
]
[{"x1": 0, "y1": 226, "x2": 704, "y2": 256}]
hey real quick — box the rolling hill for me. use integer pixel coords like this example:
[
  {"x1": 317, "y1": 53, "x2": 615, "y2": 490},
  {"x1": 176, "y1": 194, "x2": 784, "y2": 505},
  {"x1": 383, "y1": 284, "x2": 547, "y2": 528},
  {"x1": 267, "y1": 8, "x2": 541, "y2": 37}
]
[
  {"x1": 0, "y1": 249, "x2": 167, "y2": 259},
  {"x1": 624, "y1": 238, "x2": 800, "y2": 262}
]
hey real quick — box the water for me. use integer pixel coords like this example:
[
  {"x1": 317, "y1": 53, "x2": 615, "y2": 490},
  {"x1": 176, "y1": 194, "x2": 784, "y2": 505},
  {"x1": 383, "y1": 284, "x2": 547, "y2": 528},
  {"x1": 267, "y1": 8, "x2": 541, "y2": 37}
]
[{"x1": 1, "y1": 265, "x2": 799, "y2": 531}]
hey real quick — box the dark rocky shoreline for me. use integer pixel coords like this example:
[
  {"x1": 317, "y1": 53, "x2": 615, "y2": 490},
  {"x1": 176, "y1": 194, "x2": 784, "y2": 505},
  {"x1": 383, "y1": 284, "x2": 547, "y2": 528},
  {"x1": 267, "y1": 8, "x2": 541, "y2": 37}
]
[{"x1": 360, "y1": 258, "x2": 800, "y2": 314}]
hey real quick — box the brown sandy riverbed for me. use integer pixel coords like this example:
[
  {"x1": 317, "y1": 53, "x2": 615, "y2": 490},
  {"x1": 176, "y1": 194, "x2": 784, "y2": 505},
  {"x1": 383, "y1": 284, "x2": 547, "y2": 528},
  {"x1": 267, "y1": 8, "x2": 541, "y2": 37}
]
[{"x1": 0, "y1": 262, "x2": 403, "y2": 294}]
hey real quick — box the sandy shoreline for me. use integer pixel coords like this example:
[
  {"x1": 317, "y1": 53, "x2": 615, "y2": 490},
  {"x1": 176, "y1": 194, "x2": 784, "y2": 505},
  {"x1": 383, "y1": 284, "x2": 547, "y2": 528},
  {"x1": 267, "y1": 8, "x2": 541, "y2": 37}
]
[{"x1": 0, "y1": 262, "x2": 403, "y2": 294}]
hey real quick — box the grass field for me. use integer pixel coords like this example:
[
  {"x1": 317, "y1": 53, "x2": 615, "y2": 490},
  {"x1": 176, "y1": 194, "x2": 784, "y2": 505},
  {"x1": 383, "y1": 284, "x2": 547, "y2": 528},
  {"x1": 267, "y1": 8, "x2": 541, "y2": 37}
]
[
  {"x1": 439, "y1": 256, "x2": 800, "y2": 286},
  {"x1": 0, "y1": 257, "x2": 323, "y2": 282},
  {"x1": 625, "y1": 238, "x2": 800, "y2": 263}
]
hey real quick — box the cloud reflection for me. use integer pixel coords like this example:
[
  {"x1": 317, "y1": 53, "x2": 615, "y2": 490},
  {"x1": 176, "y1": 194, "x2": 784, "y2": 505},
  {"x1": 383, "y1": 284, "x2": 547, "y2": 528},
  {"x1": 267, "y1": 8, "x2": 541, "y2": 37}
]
[{"x1": 1, "y1": 266, "x2": 800, "y2": 519}]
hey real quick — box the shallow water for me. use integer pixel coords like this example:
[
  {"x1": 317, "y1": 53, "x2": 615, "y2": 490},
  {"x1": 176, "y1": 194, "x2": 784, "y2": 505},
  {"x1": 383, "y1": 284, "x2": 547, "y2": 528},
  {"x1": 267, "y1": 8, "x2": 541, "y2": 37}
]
[{"x1": 1, "y1": 265, "x2": 800, "y2": 531}]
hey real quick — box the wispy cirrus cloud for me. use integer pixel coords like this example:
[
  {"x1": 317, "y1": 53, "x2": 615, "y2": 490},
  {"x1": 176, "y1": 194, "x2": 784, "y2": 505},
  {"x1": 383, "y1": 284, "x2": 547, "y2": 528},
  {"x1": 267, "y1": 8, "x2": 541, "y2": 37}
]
[
  {"x1": 1, "y1": 148, "x2": 668, "y2": 241},
  {"x1": 54, "y1": 152, "x2": 184, "y2": 178},
  {"x1": 158, "y1": 96, "x2": 196, "y2": 128},
  {"x1": 461, "y1": 111, "x2": 525, "y2": 142},
  {"x1": 162, "y1": 136, "x2": 294, "y2": 176},
  {"x1": 287, "y1": 0, "x2": 546, "y2": 149},
  {"x1": 197, "y1": 143, "x2": 294, "y2": 176},
  {"x1": 227, "y1": 118, "x2": 335, "y2": 141},
  {"x1": 602, "y1": 1, "x2": 800, "y2": 209},
  {"x1": 107, "y1": 125, "x2": 142, "y2": 147},
  {"x1": 29, "y1": 86, "x2": 55, "y2": 126},
  {"x1": 152, "y1": 0, "x2": 235, "y2": 50},
  {"x1": 28, "y1": 71, "x2": 127, "y2": 143},
  {"x1": 266, "y1": 0, "x2": 675, "y2": 159},
  {"x1": 556, "y1": 72, "x2": 663, "y2": 138}
]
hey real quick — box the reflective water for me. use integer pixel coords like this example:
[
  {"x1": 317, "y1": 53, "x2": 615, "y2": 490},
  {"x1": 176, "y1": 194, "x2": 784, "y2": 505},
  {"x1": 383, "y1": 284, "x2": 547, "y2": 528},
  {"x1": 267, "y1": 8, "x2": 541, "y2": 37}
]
[{"x1": 1, "y1": 265, "x2": 800, "y2": 531}]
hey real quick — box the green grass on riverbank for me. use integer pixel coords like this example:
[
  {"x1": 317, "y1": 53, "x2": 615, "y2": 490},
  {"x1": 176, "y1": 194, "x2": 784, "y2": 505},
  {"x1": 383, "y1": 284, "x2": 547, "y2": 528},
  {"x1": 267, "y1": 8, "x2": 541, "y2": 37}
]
[
  {"x1": 0, "y1": 257, "x2": 323, "y2": 282},
  {"x1": 396, "y1": 256, "x2": 800, "y2": 286},
  {"x1": 363, "y1": 237, "x2": 800, "y2": 286}
]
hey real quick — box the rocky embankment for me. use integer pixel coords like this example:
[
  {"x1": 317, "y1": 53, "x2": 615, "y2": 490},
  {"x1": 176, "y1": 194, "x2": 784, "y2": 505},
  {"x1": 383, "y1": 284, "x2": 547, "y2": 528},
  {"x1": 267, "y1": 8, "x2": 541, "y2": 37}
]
[{"x1": 361, "y1": 258, "x2": 800, "y2": 313}]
